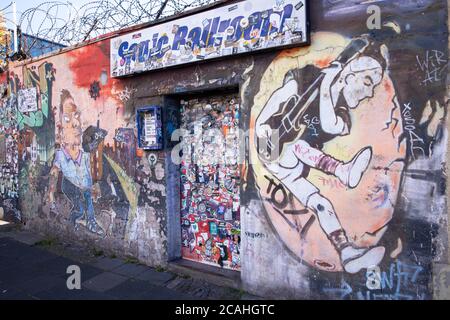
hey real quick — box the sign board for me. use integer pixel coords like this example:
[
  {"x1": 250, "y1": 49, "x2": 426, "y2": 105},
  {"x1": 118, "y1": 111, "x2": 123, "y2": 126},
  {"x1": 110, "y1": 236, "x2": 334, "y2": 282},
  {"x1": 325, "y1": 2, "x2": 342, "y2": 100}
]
[
  {"x1": 17, "y1": 87, "x2": 38, "y2": 113},
  {"x1": 110, "y1": 0, "x2": 309, "y2": 77}
]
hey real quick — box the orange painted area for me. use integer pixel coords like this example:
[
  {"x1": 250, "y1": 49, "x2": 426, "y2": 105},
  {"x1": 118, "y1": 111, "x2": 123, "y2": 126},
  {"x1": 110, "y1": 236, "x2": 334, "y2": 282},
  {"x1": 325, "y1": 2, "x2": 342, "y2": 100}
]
[{"x1": 315, "y1": 57, "x2": 334, "y2": 69}]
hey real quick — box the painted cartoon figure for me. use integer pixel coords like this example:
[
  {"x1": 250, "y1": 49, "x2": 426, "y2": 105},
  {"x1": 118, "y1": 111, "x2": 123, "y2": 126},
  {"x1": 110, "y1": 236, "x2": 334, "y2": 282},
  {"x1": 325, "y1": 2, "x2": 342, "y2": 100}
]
[
  {"x1": 47, "y1": 89, "x2": 104, "y2": 236},
  {"x1": 255, "y1": 41, "x2": 387, "y2": 274}
]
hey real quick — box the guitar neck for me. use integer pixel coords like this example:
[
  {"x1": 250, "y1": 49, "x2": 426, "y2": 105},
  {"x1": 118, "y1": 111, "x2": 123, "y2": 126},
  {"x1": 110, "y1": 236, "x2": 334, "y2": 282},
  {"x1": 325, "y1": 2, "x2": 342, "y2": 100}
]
[
  {"x1": 278, "y1": 74, "x2": 324, "y2": 138},
  {"x1": 280, "y1": 38, "x2": 369, "y2": 132}
]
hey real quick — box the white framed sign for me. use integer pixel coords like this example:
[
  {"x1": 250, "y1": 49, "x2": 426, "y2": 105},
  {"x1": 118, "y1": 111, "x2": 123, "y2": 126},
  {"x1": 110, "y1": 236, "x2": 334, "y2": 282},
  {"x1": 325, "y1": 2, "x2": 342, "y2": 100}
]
[
  {"x1": 17, "y1": 87, "x2": 38, "y2": 113},
  {"x1": 110, "y1": 0, "x2": 309, "y2": 77}
]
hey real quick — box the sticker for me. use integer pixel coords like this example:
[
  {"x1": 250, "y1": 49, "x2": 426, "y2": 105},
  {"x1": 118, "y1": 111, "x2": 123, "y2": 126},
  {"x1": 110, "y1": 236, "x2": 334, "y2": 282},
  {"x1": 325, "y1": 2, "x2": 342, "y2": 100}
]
[
  {"x1": 240, "y1": 18, "x2": 249, "y2": 29},
  {"x1": 224, "y1": 208, "x2": 233, "y2": 221},
  {"x1": 295, "y1": 1, "x2": 304, "y2": 10},
  {"x1": 189, "y1": 239, "x2": 196, "y2": 252},
  {"x1": 248, "y1": 13, "x2": 259, "y2": 25},
  {"x1": 250, "y1": 28, "x2": 260, "y2": 38},
  {"x1": 148, "y1": 153, "x2": 158, "y2": 168},
  {"x1": 270, "y1": 32, "x2": 279, "y2": 40},
  {"x1": 285, "y1": 18, "x2": 296, "y2": 31},
  {"x1": 209, "y1": 222, "x2": 218, "y2": 235},
  {"x1": 270, "y1": 14, "x2": 281, "y2": 28},
  {"x1": 226, "y1": 26, "x2": 235, "y2": 37},
  {"x1": 225, "y1": 179, "x2": 235, "y2": 191},
  {"x1": 217, "y1": 206, "x2": 225, "y2": 215},
  {"x1": 273, "y1": 5, "x2": 283, "y2": 12}
]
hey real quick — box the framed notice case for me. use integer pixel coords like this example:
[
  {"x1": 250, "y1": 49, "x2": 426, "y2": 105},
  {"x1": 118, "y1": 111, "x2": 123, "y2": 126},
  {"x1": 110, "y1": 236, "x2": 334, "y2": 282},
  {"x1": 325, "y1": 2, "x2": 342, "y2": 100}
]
[{"x1": 136, "y1": 106, "x2": 163, "y2": 150}]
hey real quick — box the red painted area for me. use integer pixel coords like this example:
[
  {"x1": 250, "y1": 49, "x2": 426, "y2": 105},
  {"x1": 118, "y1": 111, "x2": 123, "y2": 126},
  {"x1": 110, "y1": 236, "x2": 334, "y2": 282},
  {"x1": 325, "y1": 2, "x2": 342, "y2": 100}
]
[{"x1": 68, "y1": 41, "x2": 122, "y2": 97}]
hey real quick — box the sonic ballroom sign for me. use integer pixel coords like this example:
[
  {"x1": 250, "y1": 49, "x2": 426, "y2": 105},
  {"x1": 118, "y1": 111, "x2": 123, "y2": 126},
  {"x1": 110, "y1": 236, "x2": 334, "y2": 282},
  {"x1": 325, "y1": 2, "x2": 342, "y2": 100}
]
[{"x1": 110, "y1": 0, "x2": 309, "y2": 77}]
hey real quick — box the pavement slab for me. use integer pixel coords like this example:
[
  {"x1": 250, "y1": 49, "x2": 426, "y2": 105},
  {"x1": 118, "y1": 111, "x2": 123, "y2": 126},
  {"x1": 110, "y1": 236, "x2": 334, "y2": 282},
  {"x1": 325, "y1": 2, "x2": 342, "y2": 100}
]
[
  {"x1": 82, "y1": 272, "x2": 128, "y2": 292},
  {"x1": 103, "y1": 278, "x2": 178, "y2": 300},
  {"x1": 111, "y1": 263, "x2": 150, "y2": 278},
  {"x1": 133, "y1": 268, "x2": 176, "y2": 286},
  {"x1": 33, "y1": 284, "x2": 117, "y2": 300},
  {"x1": 91, "y1": 257, "x2": 125, "y2": 271}
]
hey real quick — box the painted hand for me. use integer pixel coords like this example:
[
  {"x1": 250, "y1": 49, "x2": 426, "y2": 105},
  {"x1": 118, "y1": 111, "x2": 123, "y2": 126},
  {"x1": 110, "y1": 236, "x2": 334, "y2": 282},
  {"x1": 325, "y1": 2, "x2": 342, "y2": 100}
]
[{"x1": 256, "y1": 123, "x2": 273, "y2": 139}]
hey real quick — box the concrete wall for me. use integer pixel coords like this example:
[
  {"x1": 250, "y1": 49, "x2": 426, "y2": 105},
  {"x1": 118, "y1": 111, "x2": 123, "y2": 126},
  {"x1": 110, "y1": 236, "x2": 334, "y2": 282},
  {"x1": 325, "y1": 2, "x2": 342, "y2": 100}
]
[{"x1": 0, "y1": 0, "x2": 448, "y2": 299}]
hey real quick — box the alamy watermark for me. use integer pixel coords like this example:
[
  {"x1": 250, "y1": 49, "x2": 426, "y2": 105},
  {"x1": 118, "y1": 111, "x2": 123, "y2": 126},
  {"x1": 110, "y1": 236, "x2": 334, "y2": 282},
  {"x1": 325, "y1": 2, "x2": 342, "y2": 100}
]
[{"x1": 66, "y1": 265, "x2": 81, "y2": 290}]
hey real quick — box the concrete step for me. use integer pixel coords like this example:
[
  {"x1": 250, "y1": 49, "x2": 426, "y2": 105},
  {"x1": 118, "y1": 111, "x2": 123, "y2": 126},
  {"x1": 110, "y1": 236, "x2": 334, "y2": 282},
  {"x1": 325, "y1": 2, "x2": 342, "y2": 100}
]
[
  {"x1": 0, "y1": 221, "x2": 22, "y2": 233},
  {"x1": 167, "y1": 259, "x2": 241, "y2": 290}
]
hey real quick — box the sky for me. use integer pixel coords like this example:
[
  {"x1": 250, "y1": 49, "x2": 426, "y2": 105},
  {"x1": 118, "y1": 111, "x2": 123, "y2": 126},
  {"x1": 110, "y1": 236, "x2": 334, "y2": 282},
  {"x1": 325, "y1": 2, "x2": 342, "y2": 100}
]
[
  {"x1": 1, "y1": 0, "x2": 217, "y2": 45},
  {"x1": 2, "y1": 0, "x2": 92, "y2": 34}
]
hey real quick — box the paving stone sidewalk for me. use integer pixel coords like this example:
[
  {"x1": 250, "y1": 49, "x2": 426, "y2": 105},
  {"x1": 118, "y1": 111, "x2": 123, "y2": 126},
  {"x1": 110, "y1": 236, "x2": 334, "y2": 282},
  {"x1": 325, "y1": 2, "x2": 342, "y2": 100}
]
[{"x1": 0, "y1": 228, "x2": 257, "y2": 300}]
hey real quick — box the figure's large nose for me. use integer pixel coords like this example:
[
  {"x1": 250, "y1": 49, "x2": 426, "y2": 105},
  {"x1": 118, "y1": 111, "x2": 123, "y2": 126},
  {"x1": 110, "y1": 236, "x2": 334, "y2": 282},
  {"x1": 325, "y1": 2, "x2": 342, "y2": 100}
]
[{"x1": 365, "y1": 85, "x2": 375, "y2": 99}]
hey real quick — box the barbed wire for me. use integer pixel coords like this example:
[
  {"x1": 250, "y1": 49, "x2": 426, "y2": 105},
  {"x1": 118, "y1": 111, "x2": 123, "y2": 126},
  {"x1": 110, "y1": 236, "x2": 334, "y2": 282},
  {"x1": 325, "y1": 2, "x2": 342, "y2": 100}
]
[{"x1": 1, "y1": 0, "x2": 221, "y2": 59}]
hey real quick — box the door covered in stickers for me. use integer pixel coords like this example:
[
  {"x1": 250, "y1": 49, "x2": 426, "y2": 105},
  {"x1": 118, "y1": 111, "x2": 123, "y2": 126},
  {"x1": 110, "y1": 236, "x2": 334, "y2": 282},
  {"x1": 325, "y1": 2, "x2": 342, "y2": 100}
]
[{"x1": 180, "y1": 93, "x2": 241, "y2": 271}]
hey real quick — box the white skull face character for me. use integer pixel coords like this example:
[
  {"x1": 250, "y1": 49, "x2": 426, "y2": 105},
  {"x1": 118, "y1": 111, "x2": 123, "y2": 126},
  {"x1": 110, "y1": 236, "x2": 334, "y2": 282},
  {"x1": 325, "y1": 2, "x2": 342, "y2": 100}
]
[{"x1": 341, "y1": 57, "x2": 383, "y2": 109}]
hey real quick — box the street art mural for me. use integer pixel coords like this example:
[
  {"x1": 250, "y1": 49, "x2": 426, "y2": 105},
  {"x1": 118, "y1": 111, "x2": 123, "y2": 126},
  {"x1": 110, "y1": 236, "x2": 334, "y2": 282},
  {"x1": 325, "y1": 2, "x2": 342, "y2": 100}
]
[
  {"x1": 0, "y1": 0, "x2": 447, "y2": 301},
  {"x1": 253, "y1": 34, "x2": 394, "y2": 274},
  {"x1": 244, "y1": 0, "x2": 448, "y2": 297},
  {"x1": 180, "y1": 94, "x2": 241, "y2": 270},
  {"x1": 0, "y1": 73, "x2": 20, "y2": 222},
  {"x1": 4, "y1": 42, "x2": 168, "y2": 266}
]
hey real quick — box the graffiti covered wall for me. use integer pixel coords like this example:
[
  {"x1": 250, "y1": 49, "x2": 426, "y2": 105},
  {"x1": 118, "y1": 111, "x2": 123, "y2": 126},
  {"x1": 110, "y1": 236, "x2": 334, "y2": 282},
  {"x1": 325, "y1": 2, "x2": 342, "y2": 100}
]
[
  {"x1": 0, "y1": 0, "x2": 448, "y2": 300},
  {"x1": 6, "y1": 42, "x2": 169, "y2": 266},
  {"x1": 240, "y1": 0, "x2": 449, "y2": 299},
  {"x1": 0, "y1": 70, "x2": 20, "y2": 223}
]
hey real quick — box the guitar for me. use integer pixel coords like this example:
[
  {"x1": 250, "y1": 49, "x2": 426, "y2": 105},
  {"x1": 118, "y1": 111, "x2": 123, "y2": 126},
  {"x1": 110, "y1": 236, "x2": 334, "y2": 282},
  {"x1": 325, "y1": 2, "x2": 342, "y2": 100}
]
[{"x1": 257, "y1": 37, "x2": 370, "y2": 163}]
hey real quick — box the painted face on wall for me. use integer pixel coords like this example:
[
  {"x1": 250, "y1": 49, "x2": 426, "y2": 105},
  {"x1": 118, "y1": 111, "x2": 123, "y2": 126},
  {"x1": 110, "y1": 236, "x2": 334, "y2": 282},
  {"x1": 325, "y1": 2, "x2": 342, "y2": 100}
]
[
  {"x1": 61, "y1": 97, "x2": 82, "y2": 150},
  {"x1": 341, "y1": 57, "x2": 383, "y2": 109}
]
